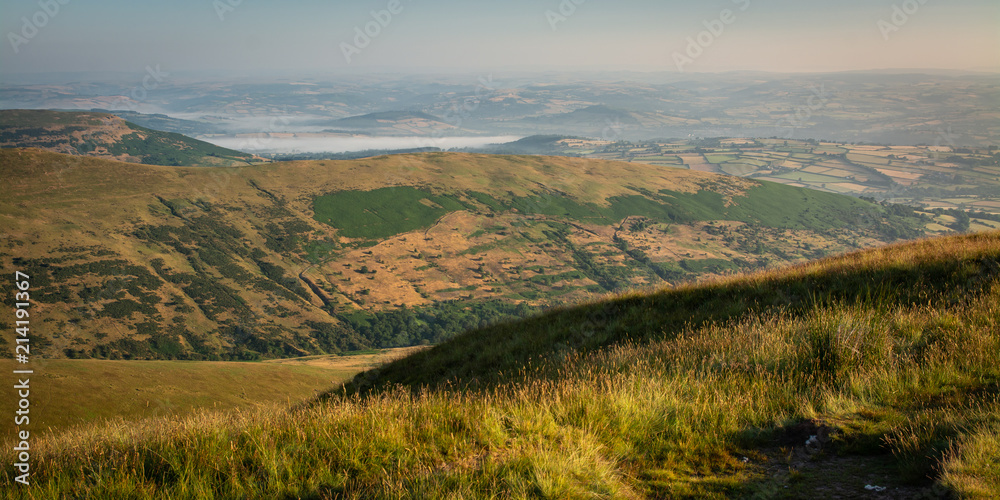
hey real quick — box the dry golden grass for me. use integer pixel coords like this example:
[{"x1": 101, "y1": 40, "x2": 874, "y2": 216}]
[
  {"x1": 2, "y1": 231, "x2": 996, "y2": 498},
  {"x1": 0, "y1": 351, "x2": 417, "y2": 443},
  {"x1": 6, "y1": 148, "x2": 916, "y2": 362}
]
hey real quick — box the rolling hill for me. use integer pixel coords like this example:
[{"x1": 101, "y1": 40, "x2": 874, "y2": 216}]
[
  {"x1": 0, "y1": 148, "x2": 928, "y2": 361},
  {"x1": 8, "y1": 72, "x2": 999, "y2": 146},
  {"x1": 0, "y1": 109, "x2": 259, "y2": 166},
  {"x1": 526, "y1": 104, "x2": 643, "y2": 130},
  {"x1": 97, "y1": 109, "x2": 222, "y2": 137},
  {"x1": 327, "y1": 110, "x2": 454, "y2": 133},
  {"x1": 3, "y1": 231, "x2": 997, "y2": 498},
  {"x1": 470, "y1": 134, "x2": 587, "y2": 155}
]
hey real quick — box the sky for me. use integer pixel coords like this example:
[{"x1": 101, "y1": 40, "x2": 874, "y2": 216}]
[{"x1": 1, "y1": 0, "x2": 998, "y2": 77}]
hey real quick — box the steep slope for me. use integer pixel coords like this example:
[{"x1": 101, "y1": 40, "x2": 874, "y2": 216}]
[
  {"x1": 0, "y1": 109, "x2": 258, "y2": 166},
  {"x1": 4, "y1": 232, "x2": 997, "y2": 498},
  {"x1": 345, "y1": 231, "x2": 1000, "y2": 393},
  {"x1": 319, "y1": 230, "x2": 998, "y2": 497},
  {"x1": 0, "y1": 149, "x2": 925, "y2": 360}
]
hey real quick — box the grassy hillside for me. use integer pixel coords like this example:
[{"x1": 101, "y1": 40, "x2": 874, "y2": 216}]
[
  {"x1": 0, "y1": 148, "x2": 931, "y2": 361},
  {"x1": 0, "y1": 347, "x2": 422, "y2": 442},
  {"x1": 0, "y1": 109, "x2": 258, "y2": 166},
  {"x1": 0, "y1": 359, "x2": 336, "y2": 440},
  {"x1": 2, "y1": 232, "x2": 996, "y2": 498}
]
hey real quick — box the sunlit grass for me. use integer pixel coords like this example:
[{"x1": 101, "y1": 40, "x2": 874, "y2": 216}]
[{"x1": 3, "y1": 231, "x2": 998, "y2": 498}]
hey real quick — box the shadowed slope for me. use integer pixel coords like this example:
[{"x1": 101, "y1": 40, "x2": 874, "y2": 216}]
[
  {"x1": 339, "y1": 231, "x2": 1000, "y2": 394},
  {"x1": 2, "y1": 232, "x2": 998, "y2": 498}
]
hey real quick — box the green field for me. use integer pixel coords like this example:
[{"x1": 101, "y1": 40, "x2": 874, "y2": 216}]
[
  {"x1": 774, "y1": 171, "x2": 851, "y2": 184},
  {"x1": 313, "y1": 186, "x2": 468, "y2": 239},
  {"x1": 721, "y1": 162, "x2": 759, "y2": 176},
  {"x1": 314, "y1": 178, "x2": 917, "y2": 240},
  {"x1": 704, "y1": 154, "x2": 739, "y2": 163},
  {"x1": 583, "y1": 140, "x2": 1000, "y2": 221}
]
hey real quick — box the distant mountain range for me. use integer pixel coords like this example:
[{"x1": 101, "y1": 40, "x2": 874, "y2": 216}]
[{"x1": 4, "y1": 72, "x2": 997, "y2": 145}]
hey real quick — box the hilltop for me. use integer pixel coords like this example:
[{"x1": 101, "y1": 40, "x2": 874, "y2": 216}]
[
  {"x1": 0, "y1": 148, "x2": 931, "y2": 361},
  {"x1": 3, "y1": 231, "x2": 997, "y2": 498},
  {"x1": 0, "y1": 109, "x2": 259, "y2": 167}
]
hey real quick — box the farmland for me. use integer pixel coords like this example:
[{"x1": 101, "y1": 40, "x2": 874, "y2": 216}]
[{"x1": 535, "y1": 137, "x2": 1000, "y2": 226}]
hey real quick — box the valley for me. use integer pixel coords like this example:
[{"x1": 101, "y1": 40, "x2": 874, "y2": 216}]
[
  {"x1": 0, "y1": 147, "x2": 932, "y2": 363},
  {"x1": 3, "y1": 0, "x2": 998, "y2": 495}
]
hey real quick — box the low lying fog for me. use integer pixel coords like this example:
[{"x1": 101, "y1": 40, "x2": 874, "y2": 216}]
[{"x1": 200, "y1": 135, "x2": 524, "y2": 154}]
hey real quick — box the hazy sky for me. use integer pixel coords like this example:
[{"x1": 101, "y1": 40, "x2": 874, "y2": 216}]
[{"x1": 2, "y1": 0, "x2": 997, "y2": 76}]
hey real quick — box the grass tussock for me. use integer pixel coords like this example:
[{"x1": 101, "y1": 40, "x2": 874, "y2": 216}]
[{"x1": 3, "y1": 231, "x2": 999, "y2": 498}]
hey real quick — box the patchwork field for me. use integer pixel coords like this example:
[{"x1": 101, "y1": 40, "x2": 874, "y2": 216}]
[{"x1": 577, "y1": 138, "x2": 1000, "y2": 223}]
